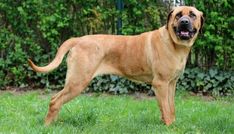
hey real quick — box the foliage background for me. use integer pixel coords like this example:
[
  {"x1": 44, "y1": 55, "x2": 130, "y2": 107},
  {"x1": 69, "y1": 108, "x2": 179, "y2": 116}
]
[{"x1": 0, "y1": 0, "x2": 233, "y2": 96}]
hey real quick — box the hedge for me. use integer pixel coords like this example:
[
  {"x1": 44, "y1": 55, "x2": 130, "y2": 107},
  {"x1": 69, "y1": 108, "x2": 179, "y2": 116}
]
[
  {"x1": 0, "y1": 0, "x2": 233, "y2": 96},
  {"x1": 86, "y1": 68, "x2": 234, "y2": 96}
]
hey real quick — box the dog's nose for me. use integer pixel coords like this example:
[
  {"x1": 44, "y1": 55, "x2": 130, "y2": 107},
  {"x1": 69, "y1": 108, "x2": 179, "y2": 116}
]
[{"x1": 181, "y1": 18, "x2": 190, "y2": 25}]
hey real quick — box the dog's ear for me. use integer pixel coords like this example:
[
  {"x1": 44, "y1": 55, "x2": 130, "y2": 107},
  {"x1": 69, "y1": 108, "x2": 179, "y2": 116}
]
[
  {"x1": 199, "y1": 12, "x2": 204, "y2": 34},
  {"x1": 166, "y1": 9, "x2": 174, "y2": 29}
]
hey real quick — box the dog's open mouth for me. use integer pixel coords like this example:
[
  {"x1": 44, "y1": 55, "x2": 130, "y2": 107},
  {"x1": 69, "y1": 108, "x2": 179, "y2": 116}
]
[{"x1": 174, "y1": 27, "x2": 197, "y2": 40}]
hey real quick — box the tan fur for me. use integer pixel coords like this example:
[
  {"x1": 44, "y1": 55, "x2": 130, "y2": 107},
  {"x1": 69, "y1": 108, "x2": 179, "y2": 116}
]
[{"x1": 28, "y1": 6, "x2": 203, "y2": 126}]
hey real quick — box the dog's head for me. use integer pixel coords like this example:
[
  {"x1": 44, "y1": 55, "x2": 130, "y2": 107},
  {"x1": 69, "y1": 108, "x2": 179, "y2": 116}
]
[{"x1": 166, "y1": 6, "x2": 204, "y2": 47}]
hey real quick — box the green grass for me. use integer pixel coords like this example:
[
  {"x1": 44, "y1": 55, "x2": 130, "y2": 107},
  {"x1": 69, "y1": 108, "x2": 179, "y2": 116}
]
[{"x1": 0, "y1": 91, "x2": 234, "y2": 134}]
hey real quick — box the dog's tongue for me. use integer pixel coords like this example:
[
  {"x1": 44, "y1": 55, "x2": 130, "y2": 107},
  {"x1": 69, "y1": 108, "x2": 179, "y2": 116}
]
[{"x1": 180, "y1": 31, "x2": 189, "y2": 36}]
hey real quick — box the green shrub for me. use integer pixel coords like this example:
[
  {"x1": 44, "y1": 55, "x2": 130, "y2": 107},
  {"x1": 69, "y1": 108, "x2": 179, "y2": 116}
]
[
  {"x1": 178, "y1": 68, "x2": 234, "y2": 96},
  {"x1": 0, "y1": 0, "x2": 167, "y2": 88},
  {"x1": 87, "y1": 75, "x2": 151, "y2": 94},
  {"x1": 185, "y1": 0, "x2": 234, "y2": 69},
  {"x1": 86, "y1": 68, "x2": 234, "y2": 96},
  {"x1": 0, "y1": 1, "x2": 233, "y2": 96}
]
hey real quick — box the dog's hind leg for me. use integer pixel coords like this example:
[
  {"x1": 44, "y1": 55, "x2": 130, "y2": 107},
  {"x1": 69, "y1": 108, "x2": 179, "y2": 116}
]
[
  {"x1": 44, "y1": 46, "x2": 103, "y2": 126},
  {"x1": 44, "y1": 79, "x2": 91, "y2": 126}
]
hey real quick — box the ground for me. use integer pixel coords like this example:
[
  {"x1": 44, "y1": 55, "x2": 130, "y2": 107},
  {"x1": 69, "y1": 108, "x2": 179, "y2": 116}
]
[{"x1": 0, "y1": 89, "x2": 234, "y2": 134}]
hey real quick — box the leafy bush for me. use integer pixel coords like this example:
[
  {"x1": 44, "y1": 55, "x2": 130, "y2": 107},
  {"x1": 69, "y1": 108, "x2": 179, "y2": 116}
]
[
  {"x1": 87, "y1": 68, "x2": 234, "y2": 96},
  {"x1": 185, "y1": 0, "x2": 234, "y2": 69},
  {"x1": 178, "y1": 68, "x2": 234, "y2": 96},
  {"x1": 0, "y1": 0, "x2": 167, "y2": 88},
  {"x1": 0, "y1": 1, "x2": 233, "y2": 96},
  {"x1": 87, "y1": 75, "x2": 151, "y2": 94}
]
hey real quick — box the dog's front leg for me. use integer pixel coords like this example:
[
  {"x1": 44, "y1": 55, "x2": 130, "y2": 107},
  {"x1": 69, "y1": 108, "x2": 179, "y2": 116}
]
[
  {"x1": 168, "y1": 80, "x2": 177, "y2": 123},
  {"x1": 152, "y1": 80, "x2": 175, "y2": 126}
]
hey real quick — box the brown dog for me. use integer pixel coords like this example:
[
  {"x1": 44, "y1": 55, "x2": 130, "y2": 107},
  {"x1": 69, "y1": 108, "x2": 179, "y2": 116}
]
[{"x1": 28, "y1": 6, "x2": 204, "y2": 126}]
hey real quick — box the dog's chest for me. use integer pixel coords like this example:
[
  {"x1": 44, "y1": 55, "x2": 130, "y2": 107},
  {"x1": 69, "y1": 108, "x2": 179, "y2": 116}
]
[
  {"x1": 171, "y1": 56, "x2": 187, "y2": 80},
  {"x1": 172, "y1": 68, "x2": 184, "y2": 81}
]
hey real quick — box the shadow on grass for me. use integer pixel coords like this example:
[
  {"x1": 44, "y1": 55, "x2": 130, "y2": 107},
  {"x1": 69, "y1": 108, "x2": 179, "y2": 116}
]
[
  {"x1": 55, "y1": 110, "x2": 98, "y2": 127},
  {"x1": 51, "y1": 110, "x2": 169, "y2": 133}
]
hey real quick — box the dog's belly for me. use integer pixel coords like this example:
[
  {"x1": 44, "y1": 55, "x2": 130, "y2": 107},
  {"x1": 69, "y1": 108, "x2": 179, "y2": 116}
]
[
  {"x1": 93, "y1": 62, "x2": 124, "y2": 77},
  {"x1": 125, "y1": 74, "x2": 153, "y2": 84},
  {"x1": 93, "y1": 62, "x2": 153, "y2": 83}
]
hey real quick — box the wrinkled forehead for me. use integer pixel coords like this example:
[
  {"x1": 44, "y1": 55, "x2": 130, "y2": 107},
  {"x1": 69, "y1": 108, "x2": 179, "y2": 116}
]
[{"x1": 173, "y1": 6, "x2": 200, "y2": 15}]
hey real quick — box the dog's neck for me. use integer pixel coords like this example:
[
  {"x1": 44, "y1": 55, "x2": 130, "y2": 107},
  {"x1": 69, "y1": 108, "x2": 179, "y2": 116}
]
[
  {"x1": 156, "y1": 26, "x2": 191, "y2": 65},
  {"x1": 159, "y1": 26, "x2": 191, "y2": 54}
]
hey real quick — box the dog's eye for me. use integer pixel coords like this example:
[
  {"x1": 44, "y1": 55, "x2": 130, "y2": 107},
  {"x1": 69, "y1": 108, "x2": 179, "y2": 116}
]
[
  {"x1": 176, "y1": 12, "x2": 182, "y2": 20},
  {"x1": 189, "y1": 12, "x2": 196, "y2": 19},
  {"x1": 175, "y1": 12, "x2": 182, "y2": 19}
]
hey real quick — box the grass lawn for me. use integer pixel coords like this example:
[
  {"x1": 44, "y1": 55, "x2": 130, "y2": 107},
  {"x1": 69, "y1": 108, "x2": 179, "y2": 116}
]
[{"x1": 0, "y1": 90, "x2": 234, "y2": 134}]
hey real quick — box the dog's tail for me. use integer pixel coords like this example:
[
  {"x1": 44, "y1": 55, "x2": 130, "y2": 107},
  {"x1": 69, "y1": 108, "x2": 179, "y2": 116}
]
[{"x1": 28, "y1": 38, "x2": 78, "y2": 73}]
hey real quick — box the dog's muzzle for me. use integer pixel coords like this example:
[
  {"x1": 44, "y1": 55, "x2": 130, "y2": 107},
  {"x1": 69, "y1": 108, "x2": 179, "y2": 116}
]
[{"x1": 174, "y1": 17, "x2": 197, "y2": 40}]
